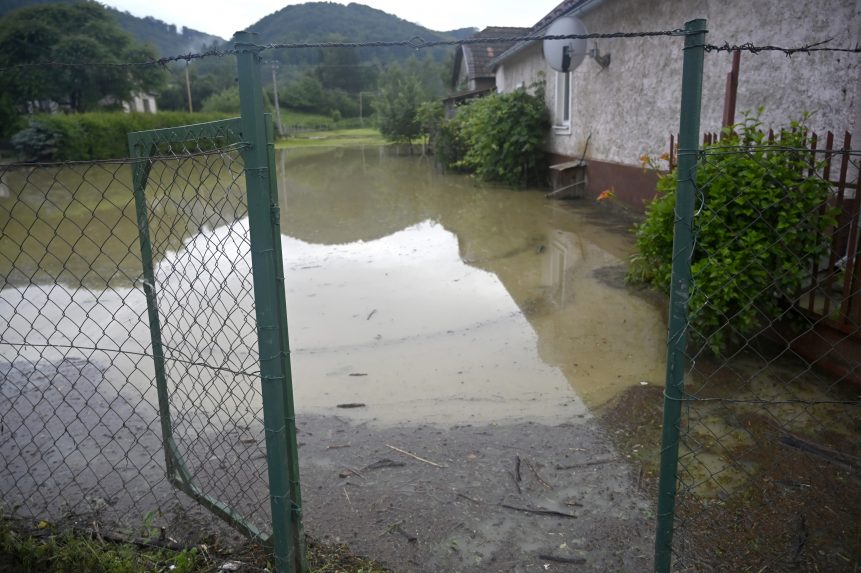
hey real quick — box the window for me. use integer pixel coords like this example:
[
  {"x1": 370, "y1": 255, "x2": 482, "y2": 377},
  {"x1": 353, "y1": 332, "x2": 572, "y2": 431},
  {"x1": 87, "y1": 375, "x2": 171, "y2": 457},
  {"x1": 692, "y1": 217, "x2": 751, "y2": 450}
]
[{"x1": 554, "y1": 71, "x2": 572, "y2": 131}]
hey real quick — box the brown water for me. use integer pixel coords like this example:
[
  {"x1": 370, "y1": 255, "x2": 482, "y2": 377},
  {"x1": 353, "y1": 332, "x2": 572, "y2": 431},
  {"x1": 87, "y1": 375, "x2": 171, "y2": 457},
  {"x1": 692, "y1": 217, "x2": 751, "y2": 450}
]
[
  {"x1": 276, "y1": 147, "x2": 666, "y2": 420},
  {"x1": 0, "y1": 147, "x2": 667, "y2": 426},
  {"x1": 1, "y1": 147, "x2": 663, "y2": 570}
]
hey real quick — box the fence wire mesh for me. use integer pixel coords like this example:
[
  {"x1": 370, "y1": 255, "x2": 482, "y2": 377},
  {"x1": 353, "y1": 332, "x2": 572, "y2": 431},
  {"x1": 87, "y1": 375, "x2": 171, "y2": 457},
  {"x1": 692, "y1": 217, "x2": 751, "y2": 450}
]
[
  {"x1": 669, "y1": 132, "x2": 861, "y2": 571},
  {"x1": 0, "y1": 133, "x2": 275, "y2": 553}
]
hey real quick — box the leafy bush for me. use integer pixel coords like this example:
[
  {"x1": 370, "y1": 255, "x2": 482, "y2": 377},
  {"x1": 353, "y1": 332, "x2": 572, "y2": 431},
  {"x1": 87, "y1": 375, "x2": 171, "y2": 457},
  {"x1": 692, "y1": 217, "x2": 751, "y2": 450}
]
[
  {"x1": 10, "y1": 121, "x2": 63, "y2": 160},
  {"x1": 439, "y1": 85, "x2": 549, "y2": 186},
  {"x1": 629, "y1": 114, "x2": 835, "y2": 354},
  {"x1": 433, "y1": 114, "x2": 468, "y2": 172},
  {"x1": 11, "y1": 112, "x2": 232, "y2": 160}
]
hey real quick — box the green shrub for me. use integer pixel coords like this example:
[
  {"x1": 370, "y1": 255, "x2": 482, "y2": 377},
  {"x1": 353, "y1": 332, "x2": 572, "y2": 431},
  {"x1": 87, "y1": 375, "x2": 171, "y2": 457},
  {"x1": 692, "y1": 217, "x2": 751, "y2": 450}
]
[
  {"x1": 433, "y1": 114, "x2": 468, "y2": 172},
  {"x1": 629, "y1": 113, "x2": 835, "y2": 354},
  {"x1": 439, "y1": 85, "x2": 549, "y2": 186},
  {"x1": 11, "y1": 112, "x2": 233, "y2": 160}
]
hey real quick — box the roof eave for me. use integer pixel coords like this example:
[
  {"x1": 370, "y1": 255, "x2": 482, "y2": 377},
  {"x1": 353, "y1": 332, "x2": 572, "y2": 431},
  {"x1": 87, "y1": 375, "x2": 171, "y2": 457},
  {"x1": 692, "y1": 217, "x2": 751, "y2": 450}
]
[{"x1": 489, "y1": 0, "x2": 606, "y2": 70}]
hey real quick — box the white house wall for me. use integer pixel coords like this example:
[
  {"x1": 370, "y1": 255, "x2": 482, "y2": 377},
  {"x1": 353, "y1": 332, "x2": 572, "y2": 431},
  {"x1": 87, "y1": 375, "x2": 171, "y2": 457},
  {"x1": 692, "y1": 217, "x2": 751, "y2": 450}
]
[{"x1": 495, "y1": 0, "x2": 861, "y2": 167}]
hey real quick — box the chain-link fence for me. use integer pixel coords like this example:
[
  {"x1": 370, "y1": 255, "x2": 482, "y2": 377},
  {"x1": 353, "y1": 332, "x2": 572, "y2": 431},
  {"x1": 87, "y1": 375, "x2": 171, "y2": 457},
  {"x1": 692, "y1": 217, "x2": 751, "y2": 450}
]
[
  {"x1": 664, "y1": 133, "x2": 860, "y2": 571},
  {"x1": 0, "y1": 137, "x2": 272, "y2": 537},
  {"x1": 1, "y1": 44, "x2": 305, "y2": 571}
]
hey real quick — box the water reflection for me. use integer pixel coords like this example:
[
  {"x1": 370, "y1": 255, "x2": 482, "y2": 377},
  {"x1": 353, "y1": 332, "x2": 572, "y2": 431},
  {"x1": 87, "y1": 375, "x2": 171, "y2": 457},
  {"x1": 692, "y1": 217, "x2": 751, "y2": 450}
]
[
  {"x1": 277, "y1": 147, "x2": 666, "y2": 411},
  {"x1": 1, "y1": 146, "x2": 666, "y2": 422}
]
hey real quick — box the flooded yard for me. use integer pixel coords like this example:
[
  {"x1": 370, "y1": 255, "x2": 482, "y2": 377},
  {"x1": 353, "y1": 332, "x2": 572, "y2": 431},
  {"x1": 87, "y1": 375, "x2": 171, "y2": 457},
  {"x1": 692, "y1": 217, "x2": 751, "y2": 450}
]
[
  {"x1": 1, "y1": 144, "x2": 666, "y2": 571},
  {"x1": 276, "y1": 147, "x2": 667, "y2": 421}
]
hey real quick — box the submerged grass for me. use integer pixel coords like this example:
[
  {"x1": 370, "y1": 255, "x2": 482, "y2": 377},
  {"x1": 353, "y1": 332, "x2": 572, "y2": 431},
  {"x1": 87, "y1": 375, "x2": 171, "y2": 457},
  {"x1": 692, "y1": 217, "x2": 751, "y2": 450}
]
[
  {"x1": 0, "y1": 513, "x2": 387, "y2": 573},
  {"x1": 600, "y1": 370, "x2": 861, "y2": 571}
]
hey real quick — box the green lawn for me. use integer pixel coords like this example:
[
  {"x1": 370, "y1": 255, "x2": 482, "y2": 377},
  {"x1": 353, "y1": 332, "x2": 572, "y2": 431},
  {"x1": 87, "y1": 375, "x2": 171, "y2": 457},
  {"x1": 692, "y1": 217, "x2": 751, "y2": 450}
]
[{"x1": 276, "y1": 127, "x2": 385, "y2": 148}]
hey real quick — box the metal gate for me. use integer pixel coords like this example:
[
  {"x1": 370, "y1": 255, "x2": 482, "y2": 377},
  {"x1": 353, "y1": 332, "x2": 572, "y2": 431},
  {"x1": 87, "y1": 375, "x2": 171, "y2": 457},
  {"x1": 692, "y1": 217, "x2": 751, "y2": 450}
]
[{"x1": 127, "y1": 33, "x2": 305, "y2": 573}]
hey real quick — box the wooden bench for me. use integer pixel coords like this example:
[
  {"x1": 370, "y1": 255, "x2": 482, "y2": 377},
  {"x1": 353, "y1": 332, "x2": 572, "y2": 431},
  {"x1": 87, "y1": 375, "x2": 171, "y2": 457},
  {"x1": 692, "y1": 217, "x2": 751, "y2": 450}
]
[{"x1": 546, "y1": 160, "x2": 586, "y2": 199}]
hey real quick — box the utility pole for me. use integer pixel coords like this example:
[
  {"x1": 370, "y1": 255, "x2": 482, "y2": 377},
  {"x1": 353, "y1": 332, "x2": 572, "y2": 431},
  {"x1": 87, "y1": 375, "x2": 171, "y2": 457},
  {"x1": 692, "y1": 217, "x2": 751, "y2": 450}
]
[
  {"x1": 271, "y1": 61, "x2": 283, "y2": 137},
  {"x1": 185, "y1": 61, "x2": 193, "y2": 113},
  {"x1": 359, "y1": 91, "x2": 377, "y2": 127}
]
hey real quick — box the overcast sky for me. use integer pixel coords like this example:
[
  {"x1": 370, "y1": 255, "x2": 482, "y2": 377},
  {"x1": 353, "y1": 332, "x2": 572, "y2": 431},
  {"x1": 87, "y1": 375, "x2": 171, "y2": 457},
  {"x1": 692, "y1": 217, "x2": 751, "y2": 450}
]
[{"x1": 99, "y1": 0, "x2": 558, "y2": 40}]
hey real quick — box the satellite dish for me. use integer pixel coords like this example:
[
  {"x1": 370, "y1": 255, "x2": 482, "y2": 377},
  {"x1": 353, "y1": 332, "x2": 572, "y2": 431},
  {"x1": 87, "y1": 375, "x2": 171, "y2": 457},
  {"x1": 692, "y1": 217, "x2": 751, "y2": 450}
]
[{"x1": 543, "y1": 16, "x2": 588, "y2": 73}]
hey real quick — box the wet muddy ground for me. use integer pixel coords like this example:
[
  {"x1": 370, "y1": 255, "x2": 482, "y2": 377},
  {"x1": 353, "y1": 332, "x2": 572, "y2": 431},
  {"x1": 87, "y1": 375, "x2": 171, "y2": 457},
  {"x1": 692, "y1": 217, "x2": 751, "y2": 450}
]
[
  {"x1": 297, "y1": 414, "x2": 653, "y2": 572},
  {"x1": 4, "y1": 146, "x2": 857, "y2": 571}
]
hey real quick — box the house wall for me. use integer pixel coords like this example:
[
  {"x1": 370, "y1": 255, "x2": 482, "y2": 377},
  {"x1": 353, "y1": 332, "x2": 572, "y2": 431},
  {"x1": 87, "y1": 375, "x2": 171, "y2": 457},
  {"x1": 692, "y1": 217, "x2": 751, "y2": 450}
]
[
  {"x1": 123, "y1": 92, "x2": 158, "y2": 114},
  {"x1": 495, "y1": 0, "x2": 861, "y2": 208}
]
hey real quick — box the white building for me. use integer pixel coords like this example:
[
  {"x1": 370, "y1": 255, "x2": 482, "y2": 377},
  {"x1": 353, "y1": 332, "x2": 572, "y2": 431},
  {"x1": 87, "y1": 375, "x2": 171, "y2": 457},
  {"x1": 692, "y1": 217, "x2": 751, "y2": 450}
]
[{"x1": 490, "y1": 0, "x2": 861, "y2": 208}]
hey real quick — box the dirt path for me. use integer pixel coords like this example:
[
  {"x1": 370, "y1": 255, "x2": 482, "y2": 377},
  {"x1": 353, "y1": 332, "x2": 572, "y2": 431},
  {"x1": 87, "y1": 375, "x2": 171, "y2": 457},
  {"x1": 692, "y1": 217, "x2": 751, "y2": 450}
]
[{"x1": 297, "y1": 414, "x2": 654, "y2": 572}]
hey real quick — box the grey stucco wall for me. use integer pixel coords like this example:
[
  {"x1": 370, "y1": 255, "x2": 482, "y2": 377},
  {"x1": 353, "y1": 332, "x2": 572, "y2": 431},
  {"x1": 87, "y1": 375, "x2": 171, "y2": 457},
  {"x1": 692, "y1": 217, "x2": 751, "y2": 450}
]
[{"x1": 495, "y1": 0, "x2": 861, "y2": 167}]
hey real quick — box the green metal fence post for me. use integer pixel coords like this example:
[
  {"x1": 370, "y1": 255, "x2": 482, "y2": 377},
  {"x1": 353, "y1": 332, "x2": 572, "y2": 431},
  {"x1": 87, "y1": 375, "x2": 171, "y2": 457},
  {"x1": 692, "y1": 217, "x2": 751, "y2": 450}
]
[
  {"x1": 128, "y1": 140, "x2": 176, "y2": 481},
  {"x1": 264, "y1": 119, "x2": 308, "y2": 569},
  {"x1": 235, "y1": 31, "x2": 306, "y2": 573},
  {"x1": 653, "y1": 18, "x2": 707, "y2": 573}
]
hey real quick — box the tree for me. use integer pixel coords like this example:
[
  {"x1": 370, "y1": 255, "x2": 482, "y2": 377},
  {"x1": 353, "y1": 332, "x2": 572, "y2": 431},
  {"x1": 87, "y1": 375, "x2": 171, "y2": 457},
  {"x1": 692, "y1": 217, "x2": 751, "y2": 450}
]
[
  {"x1": 375, "y1": 64, "x2": 423, "y2": 146},
  {"x1": 315, "y1": 34, "x2": 366, "y2": 94},
  {"x1": 0, "y1": 2, "x2": 165, "y2": 113}
]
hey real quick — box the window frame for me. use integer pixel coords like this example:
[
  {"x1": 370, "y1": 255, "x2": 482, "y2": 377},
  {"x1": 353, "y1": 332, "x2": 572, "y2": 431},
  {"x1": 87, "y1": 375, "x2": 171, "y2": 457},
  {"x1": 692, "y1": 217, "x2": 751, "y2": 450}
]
[{"x1": 554, "y1": 71, "x2": 572, "y2": 133}]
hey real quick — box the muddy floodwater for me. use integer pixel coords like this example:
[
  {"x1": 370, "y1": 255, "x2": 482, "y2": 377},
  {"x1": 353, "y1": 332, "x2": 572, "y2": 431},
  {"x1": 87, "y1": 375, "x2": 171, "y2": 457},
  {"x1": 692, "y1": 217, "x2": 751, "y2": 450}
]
[
  {"x1": 277, "y1": 147, "x2": 666, "y2": 418},
  {"x1": 1, "y1": 146, "x2": 666, "y2": 571}
]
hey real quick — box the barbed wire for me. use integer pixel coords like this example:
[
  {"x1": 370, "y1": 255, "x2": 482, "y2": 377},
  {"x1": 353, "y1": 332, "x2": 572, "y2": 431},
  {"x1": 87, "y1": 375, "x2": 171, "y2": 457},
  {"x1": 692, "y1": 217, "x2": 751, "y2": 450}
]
[
  {"x1": 2, "y1": 29, "x2": 860, "y2": 72},
  {"x1": 0, "y1": 30, "x2": 688, "y2": 71},
  {"x1": 704, "y1": 40, "x2": 861, "y2": 55}
]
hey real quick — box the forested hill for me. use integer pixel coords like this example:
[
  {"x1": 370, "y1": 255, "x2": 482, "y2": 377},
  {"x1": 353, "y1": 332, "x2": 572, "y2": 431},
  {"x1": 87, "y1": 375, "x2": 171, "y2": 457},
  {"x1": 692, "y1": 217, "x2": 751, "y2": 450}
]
[
  {"x1": 246, "y1": 2, "x2": 457, "y2": 66},
  {"x1": 0, "y1": 0, "x2": 223, "y2": 56},
  {"x1": 109, "y1": 11, "x2": 224, "y2": 55}
]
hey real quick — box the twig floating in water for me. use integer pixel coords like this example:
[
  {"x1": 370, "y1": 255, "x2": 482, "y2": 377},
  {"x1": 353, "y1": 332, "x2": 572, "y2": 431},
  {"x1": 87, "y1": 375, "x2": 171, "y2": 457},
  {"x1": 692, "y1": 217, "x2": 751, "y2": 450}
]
[
  {"x1": 499, "y1": 503, "x2": 577, "y2": 519},
  {"x1": 455, "y1": 492, "x2": 482, "y2": 505},
  {"x1": 367, "y1": 309, "x2": 377, "y2": 320},
  {"x1": 555, "y1": 458, "x2": 619, "y2": 470},
  {"x1": 508, "y1": 470, "x2": 522, "y2": 494},
  {"x1": 338, "y1": 467, "x2": 365, "y2": 479},
  {"x1": 523, "y1": 458, "x2": 552, "y2": 490},
  {"x1": 537, "y1": 554, "x2": 587, "y2": 564},
  {"x1": 385, "y1": 444, "x2": 448, "y2": 468},
  {"x1": 343, "y1": 487, "x2": 354, "y2": 512},
  {"x1": 336, "y1": 403, "x2": 366, "y2": 408},
  {"x1": 363, "y1": 458, "x2": 406, "y2": 471}
]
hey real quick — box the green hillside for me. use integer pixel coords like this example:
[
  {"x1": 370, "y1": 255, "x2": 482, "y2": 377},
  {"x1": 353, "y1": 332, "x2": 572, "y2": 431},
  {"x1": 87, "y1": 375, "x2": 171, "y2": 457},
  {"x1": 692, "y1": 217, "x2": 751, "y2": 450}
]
[
  {"x1": 109, "y1": 11, "x2": 224, "y2": 56},
  {"x1": 0, "y1": 0, "x2": 223, "y2": 57},
  {"x1": 246, "y1": 2, "x2": 456, "y2": 67}
]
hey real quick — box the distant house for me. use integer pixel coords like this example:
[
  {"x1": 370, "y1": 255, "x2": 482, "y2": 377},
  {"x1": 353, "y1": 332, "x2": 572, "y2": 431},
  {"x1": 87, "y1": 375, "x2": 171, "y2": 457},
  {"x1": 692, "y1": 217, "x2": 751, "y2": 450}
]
[
  {"x1": 490, "y1": 0, "x2": 861, "y2": 209},
  {"x1": 100, "y1": 91, "x2": 158, "y2": 113},
  {"x1": 443, "y1": 27, "x2": 527, "y2": 116},
  {"x1": 123, "y1": 92, "x2": 158, "y2": 114}
]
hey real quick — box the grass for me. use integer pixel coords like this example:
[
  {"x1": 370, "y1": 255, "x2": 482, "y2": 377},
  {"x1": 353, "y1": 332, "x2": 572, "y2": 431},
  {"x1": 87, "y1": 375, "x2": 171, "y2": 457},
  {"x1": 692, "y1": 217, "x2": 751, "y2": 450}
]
[
  {"x1": 276, "y1": 128, "x2": 386, "y2": 148},
  {"x1": 0, "y1": 512, "x2": 387, "y2": 573}
]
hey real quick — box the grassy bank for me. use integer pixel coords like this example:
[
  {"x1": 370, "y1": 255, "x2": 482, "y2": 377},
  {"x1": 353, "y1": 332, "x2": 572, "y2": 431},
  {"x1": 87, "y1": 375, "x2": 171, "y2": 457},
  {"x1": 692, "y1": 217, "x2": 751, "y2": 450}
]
[{"x1": 277, "y1": 128, "x2": 385, "y2": 148}]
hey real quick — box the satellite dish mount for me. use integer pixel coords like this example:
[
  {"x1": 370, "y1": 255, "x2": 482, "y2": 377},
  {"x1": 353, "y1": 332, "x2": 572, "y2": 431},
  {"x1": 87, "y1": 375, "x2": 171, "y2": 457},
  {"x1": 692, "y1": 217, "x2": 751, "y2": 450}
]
[{"x1": 543, "y1": 16, "x2": 610, "y2": 72}]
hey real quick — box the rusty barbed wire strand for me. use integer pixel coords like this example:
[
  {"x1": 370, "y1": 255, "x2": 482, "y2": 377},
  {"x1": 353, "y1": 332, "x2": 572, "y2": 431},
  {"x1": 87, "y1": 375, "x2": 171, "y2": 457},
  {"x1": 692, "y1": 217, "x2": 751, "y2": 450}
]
[{"x1": 703, "y1": 39, "x2": 861, "y2": 55}]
